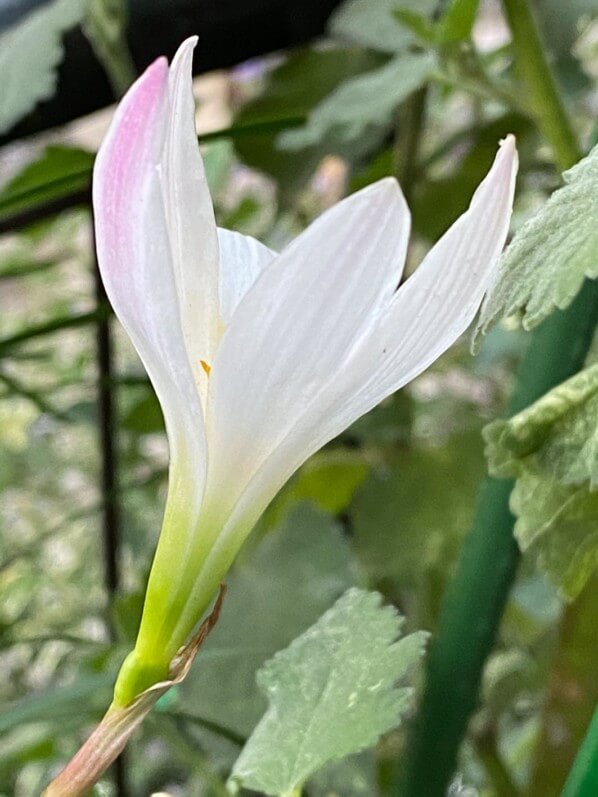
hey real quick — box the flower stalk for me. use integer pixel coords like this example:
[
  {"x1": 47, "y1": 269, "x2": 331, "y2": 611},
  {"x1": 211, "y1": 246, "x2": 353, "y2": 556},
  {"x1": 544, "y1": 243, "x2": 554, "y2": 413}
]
[{"x1": 43, "y1": 586, "x2": 225, "y2": 797}]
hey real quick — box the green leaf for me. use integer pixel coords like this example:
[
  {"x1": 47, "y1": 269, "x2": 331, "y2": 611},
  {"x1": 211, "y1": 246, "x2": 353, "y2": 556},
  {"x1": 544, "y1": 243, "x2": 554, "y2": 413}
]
[
  {"x1": 353, "y1": 429, "x2": 485, "y2": 598},
  {"x1": 484, "y1": 364, "x2": 598, "y2": 597},
  {"x1": 177, "y1": 505, "x2": 356, "y2": 738},
  {"x1": 0, "y1": 672, "x2": 113, "y2": 734},
  {"x1": 0, "y1": 145, "x2": 94, "y2": 222},
  {"x1": 122, "y1": 392, "x2": 164, "y2": 435},
  {"x1": 233, "y1": 47, "x2": 382, "y2": 201},
  {"x1": 437, "y1": 0, "x2": 480, "y2": 43},
  {"x1": 485, "y1": 363, "x2": 598, "y2": 486},
  {"x1": 229, "y1": 588, "x2": 427, "y2": 796},
  {"x1": 330, "y1": 0, "x2": 437, "y2": 53},
  {"x1": 393, "y1": 9, "x2": 437, "y2": 44},
  {"x1": 475, "y1": 143, "x2": 598, "y2": 342},
  {"x1": 0, "y1": 0, "x2": 90, "y2": 135},
  {"x1": 512, "y1": 475, "x2": 598, "y2": 599},
  {"x1": 264, "y1": 449, "x2": 370, "y2": 528},
  {"x1": 309, "y1": 754, "x2": 377, "y2": 797},
  {"x1": 280, "y1": 52, "x2": 435, "y2": 150}
]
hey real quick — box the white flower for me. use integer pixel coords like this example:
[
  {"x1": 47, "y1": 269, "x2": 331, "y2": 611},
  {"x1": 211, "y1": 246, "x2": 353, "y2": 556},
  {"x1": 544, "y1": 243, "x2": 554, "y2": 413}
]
[{"x1": 93, "y1": 37, "x2": 518, "y2": 704}]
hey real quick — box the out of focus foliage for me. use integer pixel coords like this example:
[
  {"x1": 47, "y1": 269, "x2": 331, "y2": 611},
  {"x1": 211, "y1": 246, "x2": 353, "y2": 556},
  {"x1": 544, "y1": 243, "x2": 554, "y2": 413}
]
[{"x1": 1, "y1": 0, "x2": 598, "y2": 796}]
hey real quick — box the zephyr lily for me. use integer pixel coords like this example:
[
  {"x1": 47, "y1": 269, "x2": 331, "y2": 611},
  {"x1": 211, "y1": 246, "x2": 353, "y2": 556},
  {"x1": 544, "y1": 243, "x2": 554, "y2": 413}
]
[{"x1": 93, "y1": 37, "x2": 517, "y2": 708}]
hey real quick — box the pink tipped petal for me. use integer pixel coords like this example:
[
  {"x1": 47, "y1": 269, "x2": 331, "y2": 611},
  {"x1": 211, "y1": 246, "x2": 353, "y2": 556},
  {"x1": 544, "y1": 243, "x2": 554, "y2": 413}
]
[
  {"x1": 204, "y1": 177, "x2": 411, "y2": 516},
  {"x1": 217, "y1": 228, "x2": 277, "y2": 324},
  {"x1": 164, "y1": 37, "x2": 220, "y2": 393},
  {"x1": 93, "y1": 56, "x2": 169, "y2": 310},
  {"x1": 93, "y1": 55, "x2": 207, "y2": 529}
]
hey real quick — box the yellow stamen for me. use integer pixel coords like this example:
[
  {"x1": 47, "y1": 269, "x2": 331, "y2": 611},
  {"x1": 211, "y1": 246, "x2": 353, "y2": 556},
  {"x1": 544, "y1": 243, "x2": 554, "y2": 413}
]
[{"x1": 200, "y1": 360, "x2": 211, "y2": 376}]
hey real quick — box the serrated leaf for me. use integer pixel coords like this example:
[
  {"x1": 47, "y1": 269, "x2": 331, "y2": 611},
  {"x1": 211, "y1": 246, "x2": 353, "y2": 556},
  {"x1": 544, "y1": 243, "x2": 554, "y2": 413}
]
[
  {"x1": 229, "y1": 588, "x2": 427, "y2": 795},
  {"x1": 330, "y1": 0, "x2": 437, "y2": 53},
  {"x1": 512, "y1": 474, "x2": 598, "y2": 599},
  {"x1": 484, "y1": 363, "x2": 598, "y2": 486},
  {"x1": 475, "y1": 144, "x2": 598, "y2": 343},
  {"x1": 0, "y1": 0, "x2": 90, "y2": 135},
  {"x1": 279, "y1": 52, "x2": 435, "y2": 150},
  {"x1": 484, "y1": 364, "x2": 598, "y2": 598}
]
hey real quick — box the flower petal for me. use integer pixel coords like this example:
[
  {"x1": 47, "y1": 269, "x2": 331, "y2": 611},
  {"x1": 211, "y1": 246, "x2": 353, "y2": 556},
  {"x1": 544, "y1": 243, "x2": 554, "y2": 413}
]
[
  {"x1": 203, "y1": 137, "x2": 517, "y2": 562},
  {"x1": 164, "y1": 37, "x2": 220, "y2": 390},
  {"x1": 351, "y1": 134, "x2": 519, "y2": 407},
  {"x1": 92, "y1": 55, "x2": 207, "y2": 586},
  {"x1": 217, "y1": 228, "x2": 277, "y2": 324},
  {"x1": 204, "y1": 177, "x2": 411, "y2": 514}
]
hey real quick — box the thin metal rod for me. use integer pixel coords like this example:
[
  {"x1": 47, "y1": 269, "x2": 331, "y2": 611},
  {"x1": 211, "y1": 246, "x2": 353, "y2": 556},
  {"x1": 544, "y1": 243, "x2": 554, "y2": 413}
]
[{"x1": 92, "y1": 223, "x2": 128, "y2": 796}]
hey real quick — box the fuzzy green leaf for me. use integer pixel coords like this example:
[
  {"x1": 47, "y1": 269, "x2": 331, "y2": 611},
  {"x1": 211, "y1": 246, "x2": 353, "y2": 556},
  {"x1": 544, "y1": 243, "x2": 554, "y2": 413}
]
[
  {"x1": 0, "y1": 0, "x2": 90, "y2": 135},
  {"x1": 279, "y1": 53, "x2": 435, "y2": 150},
  {"x1": 229, "y1": 588, "x2": 427, "y2": 795},
  {"x1": 475, "y1": 144, "x2": 598, "y2": 343},
  {"x1": 484, "y1": 364, "x2": 598, "y2": 597},
  {"x1": 485, "y1": 363, "x2": 598, "y2": 486},
  {"x1": 330, "y1": 0, "x2": 437, "y2": 53},
  {"x1": 511, "y1": 474, "x2": 598, "y2": 599}
]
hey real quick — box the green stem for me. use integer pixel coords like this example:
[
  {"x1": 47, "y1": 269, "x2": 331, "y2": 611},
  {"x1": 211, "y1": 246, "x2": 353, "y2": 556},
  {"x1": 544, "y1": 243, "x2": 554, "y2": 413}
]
[
  {"x1": 561, "y1": 703, "x2": 598, "y2": 797},
  {"x1": 501, "y1": 0, "x2": 580, "y2": 170},
  {"x1": 400, "y1": 1, "x2": 594, "y2": 794},
  {"x1": 394, "y1": 86, "x2": 428, "y2": 205},
  {"x1": 83, "y1": 0, "x2": 136, "y2": 98}
]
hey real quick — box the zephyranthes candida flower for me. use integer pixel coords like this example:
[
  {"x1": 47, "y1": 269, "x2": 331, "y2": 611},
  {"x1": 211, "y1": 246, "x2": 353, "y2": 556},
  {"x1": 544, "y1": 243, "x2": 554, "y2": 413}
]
[{"x1": 94, "y1": 38, "x2": 517, "y2": 705}]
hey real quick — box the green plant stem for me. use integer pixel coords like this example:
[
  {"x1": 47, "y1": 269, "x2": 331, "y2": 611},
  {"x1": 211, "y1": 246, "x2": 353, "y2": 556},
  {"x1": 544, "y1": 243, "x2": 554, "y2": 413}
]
[
  {"x1": 561, "y1": 703, "x2": 598, "y2": 797},
  {"x1": 400, "y1": 1, "x2": 595, "y2": 794},
  {"x1": 83, "y1": 0, "x2": 136, "y2": 98},
  {"x1": 394, "y1": 86, "x2": 428, "y2": 205},
  {"x1": 501, "y1": 0, "x2": 580, "y2": 171}
]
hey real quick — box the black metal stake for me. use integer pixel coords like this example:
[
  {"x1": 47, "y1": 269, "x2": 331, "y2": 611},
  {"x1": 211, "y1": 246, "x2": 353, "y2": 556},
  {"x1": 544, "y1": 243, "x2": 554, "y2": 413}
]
[{"x1": 92, "y1": 223, "x2": 129, "y2": 797}]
